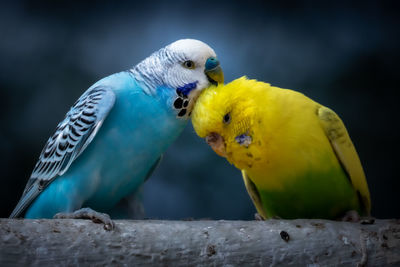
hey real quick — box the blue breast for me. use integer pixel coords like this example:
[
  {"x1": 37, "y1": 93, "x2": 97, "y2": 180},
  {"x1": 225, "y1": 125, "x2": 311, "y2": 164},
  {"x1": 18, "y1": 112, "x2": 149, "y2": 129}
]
[{"x1": 25, "y1": 72, "x2": 187, "y2": 218}]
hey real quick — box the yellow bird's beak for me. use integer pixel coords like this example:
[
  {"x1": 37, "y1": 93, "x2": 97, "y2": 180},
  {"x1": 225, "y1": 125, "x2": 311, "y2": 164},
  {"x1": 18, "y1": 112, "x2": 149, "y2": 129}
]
[
  {"x1": 204, "y1": 57, "x2": 224, "y2": 85},
  {"x1": 205, "y1": 132, "x2": 227, "y2": 157}
]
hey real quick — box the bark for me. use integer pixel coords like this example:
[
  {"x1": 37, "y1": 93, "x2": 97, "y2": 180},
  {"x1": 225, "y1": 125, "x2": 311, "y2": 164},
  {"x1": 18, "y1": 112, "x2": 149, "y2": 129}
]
[{"x1": 0, "y1": 218, "x2": 399, "y2": 266}]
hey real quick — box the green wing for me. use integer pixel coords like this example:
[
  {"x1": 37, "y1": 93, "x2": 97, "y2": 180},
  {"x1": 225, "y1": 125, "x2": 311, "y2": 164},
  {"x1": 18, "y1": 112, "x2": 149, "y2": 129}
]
[{"x1": 318, "y1": 106, "x2": 371, "y2": 215}]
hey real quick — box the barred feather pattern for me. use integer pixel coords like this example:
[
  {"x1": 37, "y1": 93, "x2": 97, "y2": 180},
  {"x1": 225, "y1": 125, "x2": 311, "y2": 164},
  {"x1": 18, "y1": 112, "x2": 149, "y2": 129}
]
[
  {"x1": 130, "y1": 47, "x2": 186, "y2": 95},
  {"x1": 22, "y1": 86, "x2": 115, "y2": 196}
]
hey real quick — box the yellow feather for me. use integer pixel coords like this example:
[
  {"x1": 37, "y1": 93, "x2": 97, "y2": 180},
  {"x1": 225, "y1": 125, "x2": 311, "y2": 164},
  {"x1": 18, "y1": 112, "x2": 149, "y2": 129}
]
[
  {"x1": 242, "y1": 170, "x2": 268, "y2": 219},
  {"x1": 318, "y1": 107, "x2": 371, "y2": 215},
  {"x1": 192, "y1": 76, "x2": 371, "y2": 219}
]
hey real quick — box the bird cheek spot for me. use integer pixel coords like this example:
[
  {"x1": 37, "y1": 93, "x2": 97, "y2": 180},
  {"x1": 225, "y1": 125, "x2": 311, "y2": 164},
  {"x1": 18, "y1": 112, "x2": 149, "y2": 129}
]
[
  {"x1": 235, "y1": 134, "x2": 252, "y2": 147},
  {"x1": 176, "y1": 81, "x2": 198, "y2": 98},
  {"x1": 174, "y1": 82, "x2": 197, "y2": 118}
]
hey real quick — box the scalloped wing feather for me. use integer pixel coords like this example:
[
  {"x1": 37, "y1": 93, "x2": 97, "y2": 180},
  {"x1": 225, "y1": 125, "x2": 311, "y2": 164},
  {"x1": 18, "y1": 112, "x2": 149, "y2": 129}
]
[{"x1": 10, "y1": 86, "x2": 115, "y2": 218}]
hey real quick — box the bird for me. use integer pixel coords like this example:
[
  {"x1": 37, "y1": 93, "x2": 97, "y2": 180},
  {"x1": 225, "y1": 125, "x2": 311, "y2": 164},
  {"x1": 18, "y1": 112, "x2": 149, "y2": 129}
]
[
  {"x1": 191, "y1": 76, "x2": 370, "y2": 220},
  {"x1": 10, "y1": 39, "x2": 224, "y2": 229}
]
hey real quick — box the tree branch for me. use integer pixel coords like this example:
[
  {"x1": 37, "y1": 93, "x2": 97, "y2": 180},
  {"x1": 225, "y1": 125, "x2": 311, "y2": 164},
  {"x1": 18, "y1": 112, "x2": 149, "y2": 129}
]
[{"x1": 1, "y1": 219, "x2": 399, "y2": 266}]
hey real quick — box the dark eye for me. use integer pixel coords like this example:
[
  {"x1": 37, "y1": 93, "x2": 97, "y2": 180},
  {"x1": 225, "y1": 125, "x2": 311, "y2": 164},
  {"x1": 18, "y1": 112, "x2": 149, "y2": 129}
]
[
  {"x1": 223, "y1": 113, "x2": 231, "y2": 124},
  {"x1": 183, "y1": 60, "x2": 195, "y2": 69}
]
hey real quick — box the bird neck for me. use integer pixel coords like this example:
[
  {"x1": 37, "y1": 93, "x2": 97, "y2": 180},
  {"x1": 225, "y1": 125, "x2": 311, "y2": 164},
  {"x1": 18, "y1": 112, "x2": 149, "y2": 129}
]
[{"x1": 129, "y1": 47, "x2": 180, "y2": 96}]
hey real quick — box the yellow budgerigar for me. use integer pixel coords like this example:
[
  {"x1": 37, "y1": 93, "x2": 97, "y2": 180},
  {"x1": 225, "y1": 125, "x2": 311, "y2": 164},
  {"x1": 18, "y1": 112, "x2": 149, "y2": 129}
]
[{"x1": 191, "y1": 77, "x2": 371, "y2": 220}]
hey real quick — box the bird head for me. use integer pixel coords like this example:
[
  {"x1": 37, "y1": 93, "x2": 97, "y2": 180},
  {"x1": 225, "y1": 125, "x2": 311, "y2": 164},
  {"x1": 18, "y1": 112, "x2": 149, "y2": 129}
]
[
  {"x1": 131, "y1": 39, "x2": 224, "y2": 118},
  {"x1": 191, "y1": 77, "x2": 262, "y2": 170}
]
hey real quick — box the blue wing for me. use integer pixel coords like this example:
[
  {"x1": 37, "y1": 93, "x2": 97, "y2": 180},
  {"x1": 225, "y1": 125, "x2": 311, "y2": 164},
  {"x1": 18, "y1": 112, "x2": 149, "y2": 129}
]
[{"x1": 10, "y1": 86, "x2": 116, "y2": 218}]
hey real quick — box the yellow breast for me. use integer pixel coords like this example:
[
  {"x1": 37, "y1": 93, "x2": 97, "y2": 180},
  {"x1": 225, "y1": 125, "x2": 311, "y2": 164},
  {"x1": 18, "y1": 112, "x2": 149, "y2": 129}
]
[{"x1": 227, "y1": 86, "x2": 340, "y2": 190}]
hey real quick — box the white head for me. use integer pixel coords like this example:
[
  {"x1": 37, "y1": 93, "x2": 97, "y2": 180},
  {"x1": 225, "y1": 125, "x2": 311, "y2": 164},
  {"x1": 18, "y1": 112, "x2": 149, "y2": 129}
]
[{"x1": 131, "y1": 39, "x2": 224, "y2": 118}]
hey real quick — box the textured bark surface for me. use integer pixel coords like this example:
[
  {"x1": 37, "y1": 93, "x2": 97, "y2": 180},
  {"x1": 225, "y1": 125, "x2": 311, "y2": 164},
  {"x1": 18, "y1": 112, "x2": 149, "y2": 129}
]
[{"x1": 0, "y1": 219, "x2": 399, "y2": 266}]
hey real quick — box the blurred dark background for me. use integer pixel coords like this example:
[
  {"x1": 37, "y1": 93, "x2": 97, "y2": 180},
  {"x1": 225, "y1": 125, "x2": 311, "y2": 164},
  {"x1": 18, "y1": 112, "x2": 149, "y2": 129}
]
[{"x1": 1, "y1": 0, "x2": 399, "y2": 219}]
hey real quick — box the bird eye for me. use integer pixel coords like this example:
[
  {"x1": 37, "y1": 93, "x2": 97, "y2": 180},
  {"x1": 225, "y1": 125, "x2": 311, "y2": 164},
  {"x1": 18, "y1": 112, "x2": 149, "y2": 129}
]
[
  {"x1": 183, "y1": 60, "x2": 195, "y2": 69},
  {"x1": 223, "y1": 113, "x2": 231, "y2": 124}
]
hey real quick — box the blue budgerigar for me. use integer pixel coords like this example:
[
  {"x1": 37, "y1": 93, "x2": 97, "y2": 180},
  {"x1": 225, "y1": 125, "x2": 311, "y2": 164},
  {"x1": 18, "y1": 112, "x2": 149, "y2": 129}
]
[{"x1": 10, "y1": 39, "x2": 223, "y2": 229}]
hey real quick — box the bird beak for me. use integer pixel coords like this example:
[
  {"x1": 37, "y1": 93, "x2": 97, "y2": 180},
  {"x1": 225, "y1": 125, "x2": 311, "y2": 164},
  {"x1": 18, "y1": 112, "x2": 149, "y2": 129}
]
[
  {"x1": 205, "y1": 132, "x2": 227, "y2": 157},
  {"x1": 204, "y1": 57, "x2": 224, "y2": 85}
]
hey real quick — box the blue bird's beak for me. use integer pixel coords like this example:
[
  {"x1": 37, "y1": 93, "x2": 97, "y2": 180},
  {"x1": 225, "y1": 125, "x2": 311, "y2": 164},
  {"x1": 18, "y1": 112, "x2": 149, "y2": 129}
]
[{"x1": 204, "y1": 57, "x2": 224, "y2": 86}]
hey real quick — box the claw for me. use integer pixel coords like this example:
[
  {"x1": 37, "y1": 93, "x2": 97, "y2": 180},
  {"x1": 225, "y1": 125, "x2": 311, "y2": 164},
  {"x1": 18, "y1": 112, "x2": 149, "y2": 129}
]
[
  {"x1": 360, "y1": 217, "x2": 375, "y2": 225},
  {"x1": 54, "y1": 207, "x2": 115, "y2": 231},
  {"x1": 341, "y1": 210, "x2": 361, "y2": 222},
  {"x1": 254, "y1": 213, "x2": 265, "y2": 221}
]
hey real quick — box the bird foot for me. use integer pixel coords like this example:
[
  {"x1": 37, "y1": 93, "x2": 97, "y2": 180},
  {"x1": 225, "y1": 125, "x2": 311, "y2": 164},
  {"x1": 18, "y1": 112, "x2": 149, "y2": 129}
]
[
  {"x1": 341, "y1": 210, "x2": 360, "y2": 222},
  {"x1": 340, "y1": 211, "x2": 375, "y2": 225},
  {"x1": 254, "y1": 213, "x2": 265, "y2": 221},
  {"x1": 360, "y1": 217, "x2": 375, "y2": 225},
  {"x1": 54, "y1": 207, "x2": 115, "y2": 231}
]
